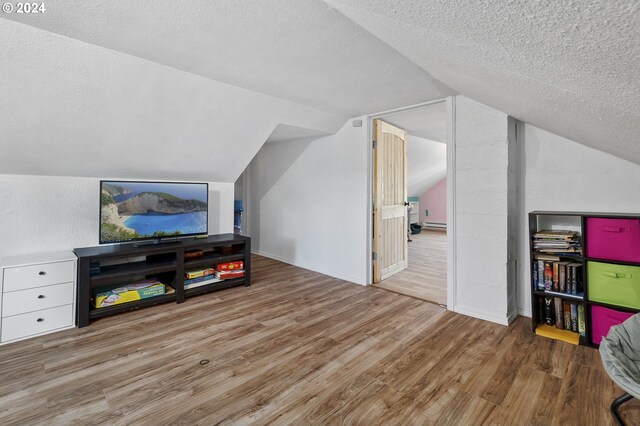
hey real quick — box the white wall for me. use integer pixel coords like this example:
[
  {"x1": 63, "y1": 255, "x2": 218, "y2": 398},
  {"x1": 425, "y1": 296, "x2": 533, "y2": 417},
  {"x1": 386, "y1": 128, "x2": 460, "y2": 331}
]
[
  {"x1": 517, "y1": 124, "x2": 640, "y2": 316},
  {"x1": 406, "y1": 134, "x2": 447, "y2": 198},
  {"x1": 245, "y1": 119, "x2": 368, "y2": 284},
  {"x1": 453, "y1": 96, "x2": 516, "y2": 325},
  {"x1": 0, "y1": 174, "x2": 233, "y2": 259}
]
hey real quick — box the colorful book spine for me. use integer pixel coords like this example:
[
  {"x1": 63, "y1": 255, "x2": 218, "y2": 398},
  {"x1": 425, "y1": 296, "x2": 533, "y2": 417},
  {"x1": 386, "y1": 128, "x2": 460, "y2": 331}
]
[
  {"x1": 554, "y1": 297, "x2": 563, "y2": 329},
  {"x1": 537, "y1": 260, "x2": 545, "y2": 291},
  {"x1": 577, "y1": 304, "x2": 586, "y2": 337},
  {"x1": 570, "y1": 303, "x2": 578, "y2": 332},
  {"x1": 532, "y1": 262, "x2": 538, "y2": 290},
  {"x1": 563, "y1": 302, "x2": 571, "y2": 330},
  {"x1": 544, "y1": 262, "x2": 553, "y2": 291},
  {"x1": 552, "y1": 262, "x2": 559, "y2": 292}
]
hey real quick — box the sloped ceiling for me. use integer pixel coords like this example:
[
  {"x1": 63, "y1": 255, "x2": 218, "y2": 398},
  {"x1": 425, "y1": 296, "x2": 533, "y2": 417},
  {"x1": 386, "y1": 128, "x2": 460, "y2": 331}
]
[
  {"x1": 405, "y1": 135, "x2": 446, "y2": 198},
  {"x1": 0, "y1": 19, "x2": 347, "y2": 182},
  {"x1": 1, "y1": 0, "x2": 454, "y2": 117},
  {"x1": 326, "y1": 0, "x2": 640, "y2": 165},
  {"x1": 2, "y1": 0, "x2": 637, "y2": 182},
  {"x1": 378, "y1": 103, "x2": 447, "y2": 196},
  {"x1": 265, "y1": 125, "x2": 331, "y2": 144},
  {"x1": 378, "y1": 102, "x2": 447, "y2": 143}
]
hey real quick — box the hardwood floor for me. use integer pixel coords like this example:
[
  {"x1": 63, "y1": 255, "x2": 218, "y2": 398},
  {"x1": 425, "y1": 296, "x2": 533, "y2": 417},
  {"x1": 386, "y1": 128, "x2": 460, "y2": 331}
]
[
  {"x1": 375, "y1": 230, "x2": 447, "y2": 305},
  {"x1": 0, "y1": 254, "x2": 638, "y2": 425}
]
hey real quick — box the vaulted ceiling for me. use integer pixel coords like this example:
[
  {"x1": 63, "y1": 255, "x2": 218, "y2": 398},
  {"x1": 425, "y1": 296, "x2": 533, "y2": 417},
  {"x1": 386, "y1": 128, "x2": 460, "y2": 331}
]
[
  {"x1": 326, "y1": 0, "x2": 640, "y2": 165},
  {"x1": 1, "y1": 0, "x2": 638, "y2": 181},
  {"x1": 1, "y1": 0, "x2": 453, "y2": 117}
]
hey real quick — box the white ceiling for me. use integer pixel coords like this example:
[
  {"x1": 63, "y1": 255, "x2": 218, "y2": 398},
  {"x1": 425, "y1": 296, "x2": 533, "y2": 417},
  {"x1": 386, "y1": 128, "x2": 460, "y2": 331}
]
[
  {"x1": 2, "y1": 0, "x2": 638, "y2": 180},
  {"x1": 1, "y1": 0, "x2": 454, "y2": 117},
  {"x1": 378, "y1": 102, "x2": 447, "y2": 143},
  {"x1": 326, "y1": 0, "x2": 640, "y2": 165}
]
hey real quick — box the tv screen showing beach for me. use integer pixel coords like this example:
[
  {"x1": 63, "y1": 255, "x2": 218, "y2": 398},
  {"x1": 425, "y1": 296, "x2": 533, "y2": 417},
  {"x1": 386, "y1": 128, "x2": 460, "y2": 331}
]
[{"x1": 100, "y1": 181, "x2": 208, "y2": 243}]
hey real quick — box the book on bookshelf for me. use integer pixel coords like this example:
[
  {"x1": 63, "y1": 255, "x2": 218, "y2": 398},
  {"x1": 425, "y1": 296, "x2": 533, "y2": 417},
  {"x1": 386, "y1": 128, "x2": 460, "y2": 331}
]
[
  {"x1": 552, "y1": 263, "x2": 559, "y2": 291},
  {"x1": 558, "y1": 262, "x2": 568, "y2": 292},
  {"x1": 544, "y1": 297, "x2": 554, "y2": 325},
  {"x1": 563, "y1": 302, "x2": 571, "y2": 331},
  {"x1": 554, "y1": 297, "x2": 563, "y2": 329},
  {"x1": 532, "y1": 261, "x2": 538, "y2": 290},
  {"x1": 570, "y1": 303, "x2": 578, "y2": 332},
  {"x1": 537, "y1": 260, "x2": 545, "y2": 290},
  {"x1": 577, "y1": 304, "x2": 586, "y2": 337},
  {"x1": 544, "y1": 262, "x2": 553, "y2": 291},
  {"x1": 532, "y1": 230, "x2": 582, "y2": 254}
]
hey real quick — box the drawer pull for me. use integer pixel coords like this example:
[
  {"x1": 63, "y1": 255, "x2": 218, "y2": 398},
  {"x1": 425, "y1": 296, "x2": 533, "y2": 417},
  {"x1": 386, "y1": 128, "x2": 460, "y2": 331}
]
[
  {"x1": 37, "y1": 295, "x2": 45, "y2": 299},
  {"x1": 602, "y1": 226, "x2": 624, "y2": 233},
  {"x1": 601, "y1": 271, "x2": 631, "y2": 279},
  {"x1": 36, "y1": 318, "x2": 44, "y2": 322},
  {"x1": 38, "y1": 271, "x2": 46, "y2": 276}
]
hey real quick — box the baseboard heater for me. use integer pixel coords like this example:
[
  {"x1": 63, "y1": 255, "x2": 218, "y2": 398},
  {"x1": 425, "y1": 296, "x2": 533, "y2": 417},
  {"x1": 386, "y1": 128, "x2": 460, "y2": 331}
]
[{"x1": 424, "y1": 222, "x2": 447, "y2": 230}]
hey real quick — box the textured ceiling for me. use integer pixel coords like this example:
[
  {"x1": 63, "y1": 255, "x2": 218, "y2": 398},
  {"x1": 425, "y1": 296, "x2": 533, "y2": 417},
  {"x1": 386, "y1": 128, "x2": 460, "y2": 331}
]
[
  {"x1": 378, "y1": 102, "x2": 447, "y2": 143},
  {"x1": 1, "y1": 0, "x2": 454, "y2": 117},
  {"x1": 326, "y1": 0, "x2": 640, "y2": 165}
]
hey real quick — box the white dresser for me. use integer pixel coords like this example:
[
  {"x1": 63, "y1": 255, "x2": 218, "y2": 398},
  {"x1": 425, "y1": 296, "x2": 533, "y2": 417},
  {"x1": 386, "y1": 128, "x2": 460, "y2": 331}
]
[{"x1": 0, "y1": 251, "x2": 77, "y2": 344}]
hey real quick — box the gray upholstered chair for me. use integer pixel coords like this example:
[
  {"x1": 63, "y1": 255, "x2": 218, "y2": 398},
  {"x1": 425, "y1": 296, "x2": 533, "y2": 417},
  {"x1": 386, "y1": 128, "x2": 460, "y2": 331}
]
[{"x1": 599, "y1": 313, "x2": 640, "y2": 425}]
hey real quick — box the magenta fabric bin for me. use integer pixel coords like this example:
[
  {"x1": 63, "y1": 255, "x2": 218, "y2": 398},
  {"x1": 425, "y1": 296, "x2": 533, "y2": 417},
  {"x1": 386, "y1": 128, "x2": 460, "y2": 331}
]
[
  {"x1": 590, "y1": 305, "x2": 634, "y2": 345},
  {"x1": 586, "y1": 217, "x2": 640, "y2": 262}
]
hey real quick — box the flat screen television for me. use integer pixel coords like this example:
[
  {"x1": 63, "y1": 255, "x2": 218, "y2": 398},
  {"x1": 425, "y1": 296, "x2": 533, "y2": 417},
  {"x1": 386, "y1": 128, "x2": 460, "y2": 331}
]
[{"x1": 100, "y1": 180, "x2": 208, "y2": 244}]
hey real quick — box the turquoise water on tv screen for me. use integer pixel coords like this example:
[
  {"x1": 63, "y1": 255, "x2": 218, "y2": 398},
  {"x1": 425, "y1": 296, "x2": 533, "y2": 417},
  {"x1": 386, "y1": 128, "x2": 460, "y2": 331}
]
[{"x1": 124, "y1": 211, "x2": 207, "y2": 236}]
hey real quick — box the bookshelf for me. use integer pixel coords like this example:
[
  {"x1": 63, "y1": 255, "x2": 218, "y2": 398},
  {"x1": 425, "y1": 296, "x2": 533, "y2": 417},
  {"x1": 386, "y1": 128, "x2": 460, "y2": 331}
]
[
  {"x1": 529, "y1": 211, "x2": 640, "y2": 347},
  {"x1": 74, "y1": 234, "x2": 251, "y2": 327}
]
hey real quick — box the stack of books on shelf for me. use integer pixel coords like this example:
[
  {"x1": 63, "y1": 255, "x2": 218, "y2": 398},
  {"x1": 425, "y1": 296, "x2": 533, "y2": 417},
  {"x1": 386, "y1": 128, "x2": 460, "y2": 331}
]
[
  {"x1": 532, "y1": 229, "x2": 581, "y2": 254},
  {"x1": 539, "y1": 297, "x2": 585, "y2": 337},
  {"x1": 532, "y1": 257, "x2": 583, "y2": 296},
  {"x1": 184, "y1": 267, "x2": 221, "y2": 290}
]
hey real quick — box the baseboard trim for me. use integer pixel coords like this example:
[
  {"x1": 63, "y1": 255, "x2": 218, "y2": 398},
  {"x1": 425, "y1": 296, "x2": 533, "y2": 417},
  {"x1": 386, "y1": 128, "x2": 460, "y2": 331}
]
[
  {"x1": 454, "y1": 304, "x2": 510, "y2": 326},
  {"x1": 252, "y1": 249, "x2": 366, "y2": 286},
  {"x1": 518, "y1": 308, "x2": 532, "y2": 318}
]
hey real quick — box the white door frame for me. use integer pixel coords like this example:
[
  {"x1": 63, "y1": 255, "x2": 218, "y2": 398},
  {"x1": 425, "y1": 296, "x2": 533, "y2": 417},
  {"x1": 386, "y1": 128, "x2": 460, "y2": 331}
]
[{"x1": 365, "y1": 96, "x2": 457, "y2": 311}]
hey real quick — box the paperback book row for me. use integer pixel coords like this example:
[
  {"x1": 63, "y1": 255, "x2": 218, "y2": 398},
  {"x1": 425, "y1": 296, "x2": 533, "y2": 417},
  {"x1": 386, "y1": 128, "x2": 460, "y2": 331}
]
[
  {"x1": 532, "y1": 229, "x2": 581, "y2": 254},
  {"x1": 183, "y1": 261, "x2": 245, "y2": 290},
  {"x1": 532, "y1": 256, "x2": 583, "y2": 296},
  {"x1": 538, "y1": 296, "x2": 585, "y2": 336}
]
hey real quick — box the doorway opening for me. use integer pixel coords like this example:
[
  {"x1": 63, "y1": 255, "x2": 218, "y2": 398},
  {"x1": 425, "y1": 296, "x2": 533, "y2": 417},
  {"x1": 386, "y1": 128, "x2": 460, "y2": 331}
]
[{"x1": 369, "y1": 100, "x2": 450, "y2": 306}]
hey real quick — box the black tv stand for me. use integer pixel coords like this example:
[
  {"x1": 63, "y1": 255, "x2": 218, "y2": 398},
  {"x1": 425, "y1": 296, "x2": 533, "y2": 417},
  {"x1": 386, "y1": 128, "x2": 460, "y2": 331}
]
[
  {"x1": 132, "y1": 238, "x2": 181, "y2": 247},
  {"x1": 74, "y1": 234, "x2": 250, "y2": 327}
]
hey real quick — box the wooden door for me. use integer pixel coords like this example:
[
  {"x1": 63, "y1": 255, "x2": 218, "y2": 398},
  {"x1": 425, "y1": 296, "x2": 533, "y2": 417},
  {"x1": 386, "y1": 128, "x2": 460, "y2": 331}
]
[{"x1": 373, "y1": 119, "x2": 408, "y2": 283}]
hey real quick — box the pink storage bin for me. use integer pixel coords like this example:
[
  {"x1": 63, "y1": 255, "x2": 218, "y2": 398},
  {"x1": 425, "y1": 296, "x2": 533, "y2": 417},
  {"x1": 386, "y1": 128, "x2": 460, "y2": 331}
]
[
  {"x1": 590, "y1": 305, "x2": 634, "y2": 345},
  {"x1": 586, "y1": 217, "x2": 640, "y2": 262}
]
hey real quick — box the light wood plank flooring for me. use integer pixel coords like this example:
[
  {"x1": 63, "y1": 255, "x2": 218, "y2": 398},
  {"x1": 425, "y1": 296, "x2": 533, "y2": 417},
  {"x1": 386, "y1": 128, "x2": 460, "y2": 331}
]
[
  {"x1": 0, "y1": 255, "x2": 637, "y2": 425},
  {"x1": 375, "y1": 230, "x2": 447, "y2": 305}
]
